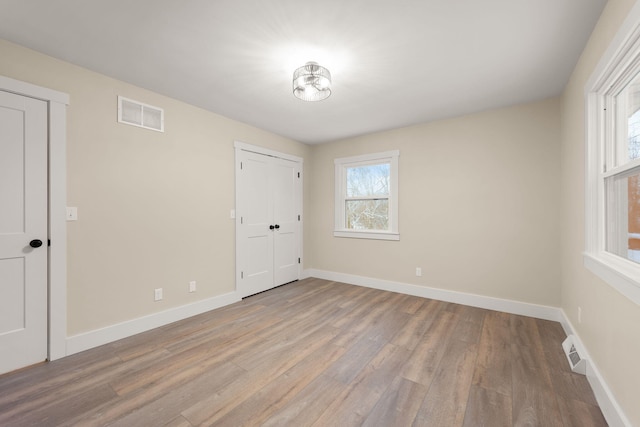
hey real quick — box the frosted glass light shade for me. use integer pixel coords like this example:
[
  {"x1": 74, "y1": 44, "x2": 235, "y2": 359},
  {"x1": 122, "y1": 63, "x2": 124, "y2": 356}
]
[{"x1": 293, "y1": 62, "x2": 332, "y2": 101}]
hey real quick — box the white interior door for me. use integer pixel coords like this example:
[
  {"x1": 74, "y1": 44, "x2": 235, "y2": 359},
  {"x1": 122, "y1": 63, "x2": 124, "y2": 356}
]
[
  {"x1": 0, "y1": 90, "x2": 48, "y2": 375},
  {"x1": 236, "y1": 145, "x2": 302, "y2": 298},
  {"x1": 273, "y1": 157, "x2": 300, "y2": 286},
  {"x1": 237, "y1": 152, "x2": 274, "y2": 297}
]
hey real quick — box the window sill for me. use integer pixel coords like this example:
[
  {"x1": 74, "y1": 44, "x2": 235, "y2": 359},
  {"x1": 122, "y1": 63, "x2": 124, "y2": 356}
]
[
  {"x1": 583, "y1": 252, "x2": 640, "y2": 305},
  {"x1": 334, "y1": 230, "x2": 400, "y2": 241}
]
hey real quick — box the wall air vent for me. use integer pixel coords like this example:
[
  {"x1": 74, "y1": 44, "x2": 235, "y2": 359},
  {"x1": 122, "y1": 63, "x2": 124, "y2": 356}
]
[
  {"x1": 118, "y1": 96, "x2": 164, "y2": 132},
  {"x1": 562, "y1": 335, "x2": 587, "y2": 375}
]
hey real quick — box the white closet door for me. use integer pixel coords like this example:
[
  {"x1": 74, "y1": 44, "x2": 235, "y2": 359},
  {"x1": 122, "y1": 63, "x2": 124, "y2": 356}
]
[
  {"x1": 273, "y1": 157, "x2": 300, "y2": 286},
  {"x1": 237, "y1": 151, "x2": 274, "y2": 297},
  {"x1": 236, "y1": 145, "x2": 301, "y2": 298},
  {"x1": 0, "y1": 91, "x2": 48, "y2": 375}
]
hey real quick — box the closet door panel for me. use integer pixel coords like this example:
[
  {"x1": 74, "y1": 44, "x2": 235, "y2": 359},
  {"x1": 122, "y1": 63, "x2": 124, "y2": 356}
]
[
  {"x1": 236, "y1": 144, "x2": 301, "y2": 297},
  {"x1": 238, "y1": 153, "x2": 274, "y2": 296},
  {"x1": 272, "y1": 159, "x2": 299, "y2": 286}
]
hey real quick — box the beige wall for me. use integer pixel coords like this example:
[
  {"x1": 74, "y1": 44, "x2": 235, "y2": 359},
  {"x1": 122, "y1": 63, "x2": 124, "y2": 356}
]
[
  {"x1": 308, "y1": 98, "x2": 562, "y2": 307},
  {"x1": 4, "y1": 3, "x2": 640, "y2": 419},
  {"x1": 0, "y1": 39, "x2": 311, "y2": 335},
  {"x1": 560, "y1": 0, "x2": 640, "y2": 425}
]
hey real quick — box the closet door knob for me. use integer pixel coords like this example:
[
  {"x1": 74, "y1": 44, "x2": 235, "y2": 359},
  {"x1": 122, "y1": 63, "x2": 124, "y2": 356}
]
[
  {"x1": 30, "y1": 239, "x2": 43, "y2": 248},
  {"x1": 269, "y1": 225, "x2": 275, "y2": 230},
  {"x1": 274, "y1": 224, "x2": 280, "y2": 230}
]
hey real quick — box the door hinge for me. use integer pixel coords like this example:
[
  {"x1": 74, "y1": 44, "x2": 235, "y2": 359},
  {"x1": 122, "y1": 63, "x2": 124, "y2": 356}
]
[
  {"x1": 298, "y1": 258, "x2": 301, "y2": 264},
  {"x1": 240, "y1": 161, "x2": 243, "y2": 170},
  {"x1": 48, "y1": 239, "x2": 51, "y2": 247},
  {"x1": 297, "y1": 172, "x2": 300, "y2": 178},
  {"x1": 298, "y1": 214, "x2": 300, "y2": 221},
  {"x1": 241, "y1": 271, "x2": 244, "y2": 279},
  {"x1": 241, "y1": 216, "x2": 243, "y2": 224}
]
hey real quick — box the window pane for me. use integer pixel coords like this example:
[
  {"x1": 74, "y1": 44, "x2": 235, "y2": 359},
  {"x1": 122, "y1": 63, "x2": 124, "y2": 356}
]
[
  {"x1": 616, "y1": 75, "x2": 640, "y2": 166},
  {"x1": 606, "y1": 168, "x2": 640, "y2": 263},
  {"x1": 346, "y1": 199, "x2": 388, "y2": 230},
  {"x1": 629, "y1": 110, "x2": 640, "y2": 162},
  {"x1": 346, "y1": 163, "x2": 390, "y2": 197}
]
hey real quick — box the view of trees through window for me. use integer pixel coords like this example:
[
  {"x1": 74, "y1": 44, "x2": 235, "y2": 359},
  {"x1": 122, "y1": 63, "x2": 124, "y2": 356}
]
[
  {"x1": 628, "y1": 109, "x2": 640, "y2": 161},
  {"x1": 345, "y1": 163, "x2": 390, "y2": 230}
]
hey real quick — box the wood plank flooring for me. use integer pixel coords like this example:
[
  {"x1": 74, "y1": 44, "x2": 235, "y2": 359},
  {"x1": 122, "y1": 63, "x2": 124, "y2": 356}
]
[{"x1": 0, "y1": 278, "x2": 607, "y2": 426}]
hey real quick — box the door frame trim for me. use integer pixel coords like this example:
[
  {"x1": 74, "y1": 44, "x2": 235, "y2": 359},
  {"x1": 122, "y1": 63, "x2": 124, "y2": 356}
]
[
  {"x1": 0, "y1": 75, "x2": 69, "y2": 361},
  {"x1": 234, "y1": 141, "x2": 303, "y2": 164},
  {"x1": 233, "y1": 141, "x2": 304, "y2": 296}
]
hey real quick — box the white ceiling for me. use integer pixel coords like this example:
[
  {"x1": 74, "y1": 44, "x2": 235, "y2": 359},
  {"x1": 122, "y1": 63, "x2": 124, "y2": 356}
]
[{"x1": 0, "y1": 0, "x2": 607, "y2": 144}]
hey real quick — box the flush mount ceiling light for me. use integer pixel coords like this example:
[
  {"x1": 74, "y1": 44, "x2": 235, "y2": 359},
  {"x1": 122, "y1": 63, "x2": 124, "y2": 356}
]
[{"x1": 293, "y1": 62, "x2": 332, "y2": 101}]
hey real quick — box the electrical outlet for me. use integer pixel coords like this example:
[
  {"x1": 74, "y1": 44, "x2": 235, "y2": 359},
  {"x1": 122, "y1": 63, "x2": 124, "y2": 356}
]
[
  {"x1": 578, "y1": 307, "x2": 582, "y2": 324},
  {"x1": 154, "y1": 288, "x2": 163, "y2": 301},
  {"x1": 416, "y1": 267, "x2": 422, "y2": 277},
  {"x1": 66, "y1": 207, "x2": 78, "y2": 221},
  {"x1": 189, "y1": 281, "x2": 197, "y2": 293}
]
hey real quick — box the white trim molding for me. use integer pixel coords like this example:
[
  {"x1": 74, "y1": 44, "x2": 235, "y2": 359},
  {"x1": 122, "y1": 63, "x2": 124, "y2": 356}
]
[
  {"x1": 333, "y1": 230, "x2": 400, "y2": 241},
  {"x1": 234, "y1": 140, "x2": 304, "y2": 164},
  {"x1": 334, "y1": 150, "x2": 400, "y2": 241},
  {"x1": 0, "y1": 75, "x2": 69, "y2": 104},
  {"x1": 303, "y1": 269, "x2": 562, "y2": 322},
  {"x1": 66, "y1": 292, "x2": 241, "y2": 356},
  {"x1": 559, "y1": 311, "x2": 633, "y2": 427},
  {"x1": 0, "y1": 75, "x2": 69, "y2": 361},
  {"x1": 584, "y1": 253, "x2": 640, "y2": 305},
  {"x1": 583, "y1": 0, "x2": 640, "y2": 306}
]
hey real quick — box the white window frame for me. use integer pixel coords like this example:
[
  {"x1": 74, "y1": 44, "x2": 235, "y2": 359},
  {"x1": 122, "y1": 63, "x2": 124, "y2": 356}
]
[
  {"x1": 585, "y1": 4, "x2": 640, "y2": 306},
  {"x1": 334, "y1": 150, "x2": 399, "y2": 240}
]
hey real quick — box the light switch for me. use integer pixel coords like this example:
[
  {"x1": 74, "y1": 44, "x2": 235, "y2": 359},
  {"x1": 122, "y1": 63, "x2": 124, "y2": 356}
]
[
  {"x1": 230, "y1": 209, "x2": 236, "y2": 219},
  {"x1": 66, "y1": 207, "x2": 78, "y2": 221}
]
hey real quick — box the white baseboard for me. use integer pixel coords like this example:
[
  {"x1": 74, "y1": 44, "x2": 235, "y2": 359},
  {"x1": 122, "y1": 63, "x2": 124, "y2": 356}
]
[
  {"x1": 62, "y1": 270, "x2": 630, "y2": 427},
  {"x1": 558, "y1": 311, "x2": 632, "y2": 427},
  {"x1": 66, "y1": 292, "x2": 241, "y2": 356},
  {"x1": 299, "y1": 269, "x2": 313, "y2": 280},
  {"x1": 303, "y1": 268, "x2": 562, "y2": 322}
]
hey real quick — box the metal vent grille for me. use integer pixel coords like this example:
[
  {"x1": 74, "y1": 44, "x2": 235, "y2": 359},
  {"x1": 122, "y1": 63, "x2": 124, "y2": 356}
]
[
  {"x1": 118, "y1": 96, "x2": 164, "y2": 132},
  {"x1": 569, "y1": 348, "x2": 581, "y2": 366},
  {"x1": 562, "y1": 335, "x2": 587, "y2": 375}
]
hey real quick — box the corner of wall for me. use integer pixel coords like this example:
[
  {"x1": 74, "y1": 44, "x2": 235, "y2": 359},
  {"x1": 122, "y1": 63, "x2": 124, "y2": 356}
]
[{"x1": 558, "y1": 309, "x2": 633, "y2": 427}]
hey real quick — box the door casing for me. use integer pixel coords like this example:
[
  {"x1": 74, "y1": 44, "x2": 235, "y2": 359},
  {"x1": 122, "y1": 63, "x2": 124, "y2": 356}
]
[
  {"x1": 0, "y1": 75, "x2": 68, "y2": 361},
  {"x1": 234, "y1": 141, "x2": 303, "y2": 297}
]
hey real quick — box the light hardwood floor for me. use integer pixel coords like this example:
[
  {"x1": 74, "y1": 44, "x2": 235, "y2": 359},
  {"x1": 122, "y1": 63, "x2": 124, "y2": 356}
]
[{"x1": 0, "y1": 278, "x2": 606, "y2": 426}]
